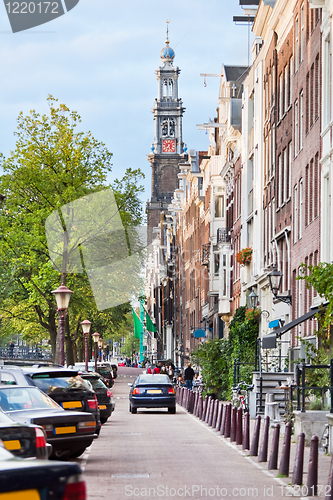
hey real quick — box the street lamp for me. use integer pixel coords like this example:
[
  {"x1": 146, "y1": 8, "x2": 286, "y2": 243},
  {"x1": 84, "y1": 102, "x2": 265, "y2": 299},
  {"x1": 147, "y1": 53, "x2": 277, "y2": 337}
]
[
  {"x1": 248, "y1": 288, "x2": 258, "y2": 310},
  {"x1": 267, "y1": 268, "x2": 292, "y2": 305},
  {"x1": 92, "y1": 332, "x2": 99, "y2": 372},
  {"x1": 80, "y1": 319, "x2": 92, "y2": 372},
  {"x1": 103, "y1": 342, "x2": 108, "y2": 362},
  {"x1": 98, "y1": 338, "x2": 103, "y2": 362},
  {"x1": 52, "y1": 285, "x2": 73, "y2": 366}
]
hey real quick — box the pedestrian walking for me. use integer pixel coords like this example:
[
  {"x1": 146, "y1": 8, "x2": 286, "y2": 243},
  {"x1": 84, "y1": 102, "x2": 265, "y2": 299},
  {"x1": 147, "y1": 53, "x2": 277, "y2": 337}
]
[
  {"x1": 8, "y1": 341, "x2": 14, "y2": 358},
  {"x1": 184, "y1": 363, "x2": 195, "y2": 390}
]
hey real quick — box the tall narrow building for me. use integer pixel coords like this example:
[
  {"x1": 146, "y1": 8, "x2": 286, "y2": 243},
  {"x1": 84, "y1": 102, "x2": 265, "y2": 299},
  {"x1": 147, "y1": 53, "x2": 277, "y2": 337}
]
[{"x1": 147, "y1": 33, "x2": 186, "y2": 245}]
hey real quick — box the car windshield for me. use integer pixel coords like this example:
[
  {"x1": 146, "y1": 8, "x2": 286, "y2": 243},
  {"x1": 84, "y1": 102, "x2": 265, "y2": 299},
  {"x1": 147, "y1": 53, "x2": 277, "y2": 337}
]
[
  {"x1": 0, "y1": 387, "x2": 60, "y2": 411},
  {"x1": 30, "y1": 372, "x2": 91, "y2": 394},
  {"x1": 97, "y1": 367, "x2": 110, "y2": 377},
  {"x1": 83, "y1": 378, "x2": 106, "y2": 390},
  {"x1": 137, "y1": 375, "x2": 170, "y2": 385}
]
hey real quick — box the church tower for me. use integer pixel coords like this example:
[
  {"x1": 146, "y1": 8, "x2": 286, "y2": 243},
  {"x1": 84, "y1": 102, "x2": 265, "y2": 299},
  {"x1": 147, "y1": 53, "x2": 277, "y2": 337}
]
[{"x1": 147, "y1": 30, "x2": 186, "y2": 244}]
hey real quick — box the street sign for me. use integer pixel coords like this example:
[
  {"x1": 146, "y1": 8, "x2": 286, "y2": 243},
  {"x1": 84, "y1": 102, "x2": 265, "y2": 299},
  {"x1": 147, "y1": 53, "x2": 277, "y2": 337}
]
[{"x1": 193, "y1": 329, "x2": 206, "y2": 338}]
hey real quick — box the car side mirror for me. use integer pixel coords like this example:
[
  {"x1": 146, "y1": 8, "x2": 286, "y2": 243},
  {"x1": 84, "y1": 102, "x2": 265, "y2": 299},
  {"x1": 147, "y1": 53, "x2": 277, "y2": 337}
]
[{"x1": 128, "y1": 383, "x2": 133, "y2": 387}]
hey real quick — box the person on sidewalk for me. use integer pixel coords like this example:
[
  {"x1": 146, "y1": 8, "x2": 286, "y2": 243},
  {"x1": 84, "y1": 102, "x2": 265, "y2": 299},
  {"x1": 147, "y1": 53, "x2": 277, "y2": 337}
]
[{"x1": 184, "y1": 363, "x2": 195, "y2": 390}]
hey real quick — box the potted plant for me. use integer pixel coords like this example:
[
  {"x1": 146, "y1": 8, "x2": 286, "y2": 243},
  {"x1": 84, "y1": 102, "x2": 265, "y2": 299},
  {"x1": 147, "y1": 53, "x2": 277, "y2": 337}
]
[{"x1": 236, "y1": 247, "x2": 253, "y2": 266}]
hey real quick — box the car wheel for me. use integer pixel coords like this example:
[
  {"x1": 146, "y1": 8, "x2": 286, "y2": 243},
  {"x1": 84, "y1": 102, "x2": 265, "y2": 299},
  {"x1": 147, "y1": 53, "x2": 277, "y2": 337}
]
[
  {"x1": 69, "y1": 448, "x2": 86, "y2": 459},
  {"x1": 168, "y1": 407, "x2": 176, "y2": 414},
  {"x1": 100, "y1": 417, "x2": 108, "y2": 424},
  {"x1": 131, "y1": 406, "x2": 137, "y2": 414}
]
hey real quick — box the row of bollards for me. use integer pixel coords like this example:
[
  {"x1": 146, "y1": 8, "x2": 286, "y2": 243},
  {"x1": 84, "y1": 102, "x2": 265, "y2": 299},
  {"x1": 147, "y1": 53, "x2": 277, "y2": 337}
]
[{"x1": 176, "y1": 386, "x2": 324, "y2": 496}]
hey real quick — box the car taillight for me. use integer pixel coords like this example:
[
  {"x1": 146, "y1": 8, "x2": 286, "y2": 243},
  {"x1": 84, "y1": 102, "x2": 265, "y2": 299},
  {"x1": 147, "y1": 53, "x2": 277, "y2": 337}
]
[
  {"x1": 63, "y1": 475, "x2": 86, "y2": 500},
  {"x1": 77, "y1": 421, "x2": 96, "y2": 433},
  {"x1": 132, "y1": 388, "x2": 140, "y2": 395},
  {"x1": 35, "y1": 427, "x2": 47, "y2": 448},
  {"x1": 106, "y1": 390, "x2": 112, "y2": 398},
  {"x1": 168, "y1": 388, "x2": 175, "y2": 395},
  {"x1": 42, "y1": 424, "x2": 53, "y2": 437},
  {"x1": 87, "y1": 396, "x2": 98, "y2": 410}
]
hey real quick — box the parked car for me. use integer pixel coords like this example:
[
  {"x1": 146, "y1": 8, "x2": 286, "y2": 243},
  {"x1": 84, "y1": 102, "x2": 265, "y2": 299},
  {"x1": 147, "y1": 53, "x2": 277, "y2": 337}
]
[
  {"x1": 0, "y1": 443, "x2": 86, "y2": 499},
  {"x1": 73, "y1": 362, "x2": 114, "y2": 388},
  {"x1": 0, "y1": 365, "x2": 102, "y2": 434},
  {"x1": 128, "y1": 374, "x2": 176, "y2": 414},
  {"x1": 0, "y1": 385, "x2": 97, "y2": 459},
  {"x1": 0, "y1": 407, "x2": 51, "y2": 459},
  {"x1": 80, "y1": 372, "x2": 114, "y2": 424}
]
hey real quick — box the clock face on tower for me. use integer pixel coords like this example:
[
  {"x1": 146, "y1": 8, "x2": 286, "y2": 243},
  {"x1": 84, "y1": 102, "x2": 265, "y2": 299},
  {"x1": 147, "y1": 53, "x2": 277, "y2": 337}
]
[{"x1": 162, "y1": 139, "x2": 176, "y2": 153}]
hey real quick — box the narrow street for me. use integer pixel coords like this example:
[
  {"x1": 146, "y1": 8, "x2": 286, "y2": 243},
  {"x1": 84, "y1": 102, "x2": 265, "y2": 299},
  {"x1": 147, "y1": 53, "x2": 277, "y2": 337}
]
[{"x1": 82, "y1": 367, "x2": 304, "y2": 500}]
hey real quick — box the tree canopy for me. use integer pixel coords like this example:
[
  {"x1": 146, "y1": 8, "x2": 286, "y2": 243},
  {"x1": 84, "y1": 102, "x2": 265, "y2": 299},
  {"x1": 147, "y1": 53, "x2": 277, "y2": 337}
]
[{"x1": 0, "y1": 97, "x2": 145, "y2": 361}]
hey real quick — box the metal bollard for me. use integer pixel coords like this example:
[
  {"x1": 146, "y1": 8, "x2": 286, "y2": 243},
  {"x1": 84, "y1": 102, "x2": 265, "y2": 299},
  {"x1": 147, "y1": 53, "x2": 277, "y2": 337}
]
[
  {"x1": 193, "y1": 391, "x2": 199, "y2": 416},
  {"x1": 249, "y1": 415, "x2": 261, "y2": 456},
  {"x1": 292, "y1": 432, "x2": 305, "y2": 486},
  {"x1": 236, "y1": 408, "x2": 243, "y2": 445},
  {"x1": 212, "y1": 399, "x2": 219, "y2": 429},
  {"x1": 205, "y1": 396, "x2": 212, "y2": 423},
  {"x1": 230, "y1": 406, "x2": 237, "y2": 442},
  {"x1": 216, "y1": 403, "x2": 224, "y2": 432},
  {"x1": 278, "y1": 421, "x2": 292, "y2": 477},
  {"x1": 224, "y1": 403, "x2": 232, "y2": 438},
  {"x1": 268, "y1": 424, "x2": 280, "y2": 470},
  {"x1": 242, "y1": 411, "x2": 250, "y2": 450},
  {"x1": 198, "y1": 394, "x2": 203, "y2": 419},
  {"x1": 188, "y1": 390, "x2": 194, "y2": 413},
  {"x1": 306, "y1": 435, "x2": 318, "y2": 496},
  {"x1": 207, "y1": 399, "x2": 215, "y2": 427},
  {"x1": 258, "y1": 416, "x2": 270, "y2": 462},
  {"x1": 201, "y1": 395, "x2": 208, "y2": 421}
]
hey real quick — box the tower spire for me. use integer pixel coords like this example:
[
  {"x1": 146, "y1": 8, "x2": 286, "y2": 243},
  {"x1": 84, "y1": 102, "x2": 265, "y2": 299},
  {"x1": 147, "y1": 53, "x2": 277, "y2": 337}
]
[{"x1": 166, "y1": 19, "x2": 170, "y2": 43}]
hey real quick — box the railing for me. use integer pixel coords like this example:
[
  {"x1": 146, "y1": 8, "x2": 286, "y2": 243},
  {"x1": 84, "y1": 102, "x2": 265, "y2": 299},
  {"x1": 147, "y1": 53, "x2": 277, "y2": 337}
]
[
  {"x1": 0, "y1": 347, "x2": 52, "y2": 361},
  {"x1": 295, "y1": 361, "x2": 333, "y2": 413},
  {"x1": 201, "y1": 243, "x2": 210, "y2": 266},
  {"x1": 217, "y1": 227, "x2": 231, "y2": 244}
]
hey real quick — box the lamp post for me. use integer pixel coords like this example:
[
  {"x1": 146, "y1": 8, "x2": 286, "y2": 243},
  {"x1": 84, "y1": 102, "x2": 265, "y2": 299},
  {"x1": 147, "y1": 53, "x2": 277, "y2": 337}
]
[
  {"x1": 92, "y1": 332, "x2": 99, "y2": 372},
  {"x1": 98, "y1": 338, "x2": 103, "y2": 362},
  {"x1": 103, "y1": 342, "x2": 108, "y2": 362},
  {"x1": 267, "y1": 268, "x2": 292, "y2": 305},
  {"x1": 52, "y1": 285, "x2": 73, "y2": 366},
  {"x1": 80, "y1": 320, "x2": 92, "y2": 372}
]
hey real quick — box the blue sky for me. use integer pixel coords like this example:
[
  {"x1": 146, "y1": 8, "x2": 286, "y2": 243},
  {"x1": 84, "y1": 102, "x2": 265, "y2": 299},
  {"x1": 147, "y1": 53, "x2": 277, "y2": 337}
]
[{"x1": 0, "y1": 0, "x2": 252, "y2": 202}]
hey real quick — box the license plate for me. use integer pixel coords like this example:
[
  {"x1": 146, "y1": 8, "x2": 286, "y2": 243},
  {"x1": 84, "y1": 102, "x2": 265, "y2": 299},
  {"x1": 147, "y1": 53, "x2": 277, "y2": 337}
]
[
  {"x1": 61, "y1": 401, "x2": 82, "y2": 409},
  {"x1": 99, "y1": 405, "x2": 107, "y2": 409},
  {"x1": 147, "y1": 390, "x2": 162, "y2": 394},
  {"x1": 54, "y1": 426, "x2": 76, "y2": 435},
  {"x1": 0, "y1": 490, "x2": 40, "y2": 500},
  {"x1": 4, "y1": 440, "x2": 21, "y2": 451}
]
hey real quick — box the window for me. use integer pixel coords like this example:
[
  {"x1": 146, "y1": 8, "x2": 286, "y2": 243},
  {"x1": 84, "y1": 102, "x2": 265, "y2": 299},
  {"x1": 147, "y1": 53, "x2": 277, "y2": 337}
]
[
  {"x1": 278, "y1": 154, "x2": 282, "y2": 207},
  {"x1": 214, "y1": 253, "x2": 220, "y2": 276},
  {"x1": 294, "y1": 185, "x2": 298, "y2": 242},
  {"x1": 300, "y1": 91, "x2": 303, "y2": 150},
  {"x1": 301, "y1": 5, "x2": 304, "y2": 63},
  {"x1": 299, "y1": 179, "x2": 303, "y2": 239},
  {"x1": 288, "y1": 142, "x2": 292, "y2": 199},
  {"x1": 279, "y1": 73, "x2": 283, "y2": 119},
  {"x1": 294, "y1": 99, "x2": 299, "y2": 154},
  {"x1": 215, "y1": 195, "x2": 224, "y2": 218},
  {"x1": 295, "y1": 16, "x2": 299, "y2": 70},
  {"x1": 284, "y1": 64, "x2": 289, "y2": 112},
  {"x1": 283, "y1": 148, "x2": 288, "y2": 203}
]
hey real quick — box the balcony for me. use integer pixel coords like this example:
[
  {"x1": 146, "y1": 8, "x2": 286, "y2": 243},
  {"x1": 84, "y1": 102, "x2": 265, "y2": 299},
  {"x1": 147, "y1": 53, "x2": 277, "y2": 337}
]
[
  {"x1": 201, "y1": 243, "x2": 210, "y2": 266},
  {"x1": 217, "y1": 227, "x2": 231, "y2": 244}
]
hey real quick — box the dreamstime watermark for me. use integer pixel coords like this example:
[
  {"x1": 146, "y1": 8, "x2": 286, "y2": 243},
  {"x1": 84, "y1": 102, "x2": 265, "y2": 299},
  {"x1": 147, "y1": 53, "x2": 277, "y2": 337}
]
[
  {"x1": 45, "y1": 189, "x2": 147, "y2": 311},
  {"x1": 3, "y1": 0, "x2": 80, "y2": 33}
]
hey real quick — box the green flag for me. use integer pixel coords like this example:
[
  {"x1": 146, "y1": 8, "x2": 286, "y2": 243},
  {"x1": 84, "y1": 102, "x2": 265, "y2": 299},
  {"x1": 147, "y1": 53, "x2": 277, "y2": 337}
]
[
  {"x1": 132, "y1": 308, "x2": 142, "y2": 339},
  {"x1": 145, "y1": 309, "x2": 157, "y2": 333}
]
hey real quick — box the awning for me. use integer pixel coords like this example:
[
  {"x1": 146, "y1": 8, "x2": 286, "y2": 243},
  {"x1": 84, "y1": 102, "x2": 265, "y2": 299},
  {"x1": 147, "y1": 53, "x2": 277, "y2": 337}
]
[{"x1": 262, "y1": 305, "x2": 322, "y2": 349}]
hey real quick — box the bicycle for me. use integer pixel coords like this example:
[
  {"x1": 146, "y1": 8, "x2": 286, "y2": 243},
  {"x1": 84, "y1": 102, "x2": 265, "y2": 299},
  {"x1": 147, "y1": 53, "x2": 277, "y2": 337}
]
[{"x1": 231, "y1": 381, "x2": 254, "y2": 412}]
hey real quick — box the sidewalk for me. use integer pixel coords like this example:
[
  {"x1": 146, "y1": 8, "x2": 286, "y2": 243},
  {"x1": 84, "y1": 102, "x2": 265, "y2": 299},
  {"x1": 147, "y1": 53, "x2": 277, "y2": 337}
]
[{"x1": 187, "y1": 402, "x2": 332, "y2": 499}]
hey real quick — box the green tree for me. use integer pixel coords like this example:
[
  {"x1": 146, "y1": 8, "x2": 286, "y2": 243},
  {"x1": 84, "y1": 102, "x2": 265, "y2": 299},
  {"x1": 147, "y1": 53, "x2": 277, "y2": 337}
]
[{"x1": 0, "y1": 97, "x2": 145, "y2": 361}]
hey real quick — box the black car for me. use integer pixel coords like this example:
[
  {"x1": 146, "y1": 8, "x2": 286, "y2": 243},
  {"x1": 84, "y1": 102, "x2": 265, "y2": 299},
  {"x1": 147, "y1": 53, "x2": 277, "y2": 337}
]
[
  {"x1": 128, "y1": 374, "x2": 176, "y2": 414},
  {"x1": 80, "y1": 373, "x2": 113, "y2": 424},
  {"x1": 0, "y1": 365, "x2": 102, "y2": 434},
  {"x1": 0, "y1": 408, "x2": 50, "y2": 459},
  {"x1": 0, "y1": 444, "x2": 86, "y2": 499},
  {"x1": 0, "y1": 386, "x2": 97, "y2": 459}
]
